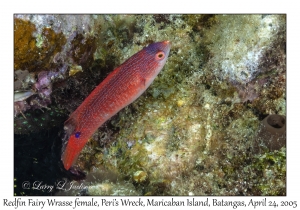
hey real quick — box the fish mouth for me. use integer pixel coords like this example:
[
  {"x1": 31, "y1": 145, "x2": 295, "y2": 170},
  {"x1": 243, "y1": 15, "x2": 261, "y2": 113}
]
[
  {"x1": 164, "y1": 40, "x2": 171, "y2": 48},
  {"x1": 163, "y1": 40, "x2": 171, "y2": 56}
]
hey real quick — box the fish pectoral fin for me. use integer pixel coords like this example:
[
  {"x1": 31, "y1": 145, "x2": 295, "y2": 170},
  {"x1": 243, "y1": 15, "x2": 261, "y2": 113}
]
[
  {"x1": 64, "y1": 116, "x2": 77, "y2": 137},
  {"x1": 142, "y1": 78, "x2": 146, "y2": 86},
  {"x1": 138, "y1": 74, "x2": 147, "y2": 87}
]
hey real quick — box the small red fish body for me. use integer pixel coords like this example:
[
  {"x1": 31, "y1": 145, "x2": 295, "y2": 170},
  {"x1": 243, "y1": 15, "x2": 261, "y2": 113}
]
[{"x1": 62, "y1": 41, "x2": 171, "y2": 170}]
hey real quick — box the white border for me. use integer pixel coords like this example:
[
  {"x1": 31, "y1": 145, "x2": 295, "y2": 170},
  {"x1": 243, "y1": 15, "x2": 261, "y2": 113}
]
[{"x1": 2, "y1": 0, "x2": 299, "y2": 209}]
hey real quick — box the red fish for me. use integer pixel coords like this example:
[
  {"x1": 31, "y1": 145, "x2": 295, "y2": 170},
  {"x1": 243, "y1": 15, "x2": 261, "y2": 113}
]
[{"x1": 62, "y1": 41, "x2": 171, "y2": 170}]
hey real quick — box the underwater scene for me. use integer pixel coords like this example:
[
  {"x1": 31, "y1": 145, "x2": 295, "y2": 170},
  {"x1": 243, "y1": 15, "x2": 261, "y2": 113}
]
[{"x1": 14, "y1": 14, "x2": 286, "y2": 196}]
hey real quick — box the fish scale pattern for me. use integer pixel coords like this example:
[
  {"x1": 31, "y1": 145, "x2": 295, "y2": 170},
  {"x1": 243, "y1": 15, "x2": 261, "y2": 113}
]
[{"x1": 62, "y1": 41, "x2": 171, "y2": 170}]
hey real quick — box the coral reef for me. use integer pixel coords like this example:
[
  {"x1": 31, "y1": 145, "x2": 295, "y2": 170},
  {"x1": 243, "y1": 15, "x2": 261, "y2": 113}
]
[
  {"x1": 202, "y1": 15, "x2": 285, "y2": 83},
  {"x1": 13, "y1": 15, "x2": 103, "y2": 132},
  {"x1": 14, "y1": 14, "x2": 286, "y2": 196},
  {"x1": 14, "y1": 69, "x2": 65, "y2": 120}
]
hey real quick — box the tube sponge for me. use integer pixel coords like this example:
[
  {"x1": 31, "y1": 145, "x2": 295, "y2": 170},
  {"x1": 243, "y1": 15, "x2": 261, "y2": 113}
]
[{"x1": 254, "y1": 114, "x2": 286, "y2": 153}]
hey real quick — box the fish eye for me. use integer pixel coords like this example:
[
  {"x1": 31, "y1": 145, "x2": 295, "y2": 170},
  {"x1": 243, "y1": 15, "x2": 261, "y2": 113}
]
[
  {"x1": 155, "y1": 51, "x2": 165, "y2": 60},
  {"x1": 75, "y1": 132, "x2": 81, "y2": 138}
]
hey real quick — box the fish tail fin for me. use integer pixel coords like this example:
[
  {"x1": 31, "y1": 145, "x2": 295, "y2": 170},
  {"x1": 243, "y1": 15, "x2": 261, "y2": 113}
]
[
  {"x1": 61, "y1": 115, "x2": 78, "y2": 162},
  {"x1": 61, "y1": 135, "x2": 83, "y2": 170}
]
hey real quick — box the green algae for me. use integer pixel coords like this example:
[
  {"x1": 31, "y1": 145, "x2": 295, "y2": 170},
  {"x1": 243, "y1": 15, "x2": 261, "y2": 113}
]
[{"x1": 251, "y1": 149, "x2": 286, "y2": 195}]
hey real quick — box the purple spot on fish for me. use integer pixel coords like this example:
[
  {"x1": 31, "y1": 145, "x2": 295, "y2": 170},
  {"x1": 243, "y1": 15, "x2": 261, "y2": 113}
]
[{"x1": 75, "y1": 132, "x2": 81, "y2": 138}]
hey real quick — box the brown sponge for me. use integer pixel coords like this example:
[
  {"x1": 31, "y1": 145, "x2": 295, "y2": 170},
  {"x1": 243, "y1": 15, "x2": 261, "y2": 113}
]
[{"x1": 254, "y1": 114, "x2": 286, "y2": 153}]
